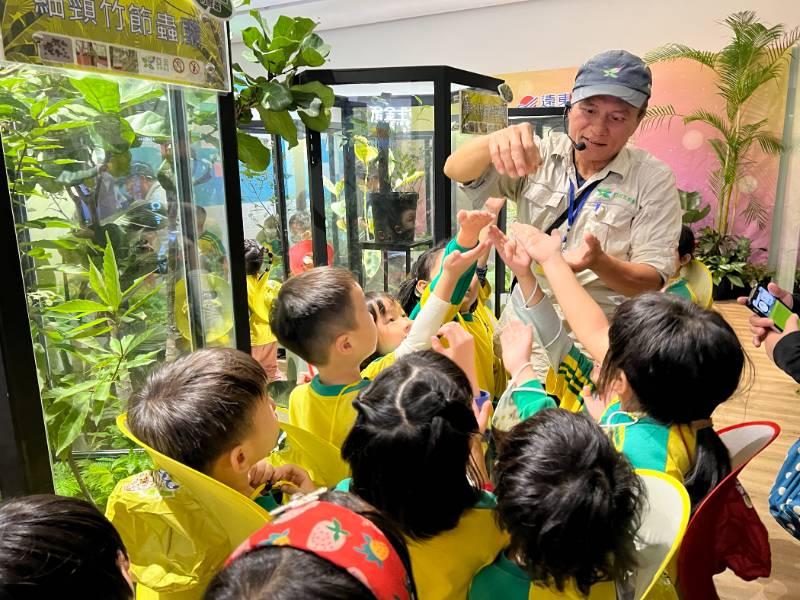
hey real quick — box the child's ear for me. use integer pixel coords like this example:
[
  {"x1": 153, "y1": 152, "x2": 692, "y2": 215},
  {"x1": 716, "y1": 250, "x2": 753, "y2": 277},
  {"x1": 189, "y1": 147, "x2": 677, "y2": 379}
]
[
  {"x1": 613, "y1": 370, "x2": 633, "y2": 401},
  {"x1": 334, "y1": 332, "x2": 352, "y2": 356},
  {"x1": 680, "y1": 254, "x2": 693, "y2": 266},
  {"x1": 228, "y1": 444, "x2": 249, "y2": 475},
  {"x1": 415, "y1": 279, "x2": 428, "y2": 297}
]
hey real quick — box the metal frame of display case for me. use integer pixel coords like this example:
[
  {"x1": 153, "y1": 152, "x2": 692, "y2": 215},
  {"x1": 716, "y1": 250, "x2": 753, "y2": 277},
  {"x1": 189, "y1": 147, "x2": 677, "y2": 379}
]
[
  {"x1": 0, "y1": 32, "x2": 249, "y2": 496},
  {"x1": 297, "y1": 67, "x2": 505, "y2": 280}
]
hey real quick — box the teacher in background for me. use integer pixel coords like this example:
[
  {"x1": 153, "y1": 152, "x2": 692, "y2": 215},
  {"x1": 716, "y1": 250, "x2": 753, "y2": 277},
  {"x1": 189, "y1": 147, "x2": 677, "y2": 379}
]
[{"x1": 445, "y1": 49, "x2": 681, "y2": 375}]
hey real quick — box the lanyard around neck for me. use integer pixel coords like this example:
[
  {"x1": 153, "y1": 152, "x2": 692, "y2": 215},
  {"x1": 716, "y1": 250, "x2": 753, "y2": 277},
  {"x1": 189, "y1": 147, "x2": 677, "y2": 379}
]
[{"x1": 567, "y1": 177, "x2": 604, "y2": 232}]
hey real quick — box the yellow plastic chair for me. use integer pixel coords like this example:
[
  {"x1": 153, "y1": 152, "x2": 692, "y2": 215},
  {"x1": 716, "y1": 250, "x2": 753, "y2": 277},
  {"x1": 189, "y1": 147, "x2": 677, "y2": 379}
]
[
  {"x1": 273, "y1": 407, "x2": 350, "y2": 487},
  {"x1": 631, "y1": 470, "x2": 691, "y2": 600},
  {"x1": 682, "y1": 260, "x2": 713, "y2": 309},
  {"x1": 114, "y1": 414, "x2": 271, "y2": 599}
]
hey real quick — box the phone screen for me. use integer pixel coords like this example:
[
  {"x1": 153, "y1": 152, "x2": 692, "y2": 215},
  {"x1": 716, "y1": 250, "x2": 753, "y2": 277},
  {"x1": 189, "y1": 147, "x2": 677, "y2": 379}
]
[{"x1": 752, "y1": 287, "x2": 792, "y2": 331}]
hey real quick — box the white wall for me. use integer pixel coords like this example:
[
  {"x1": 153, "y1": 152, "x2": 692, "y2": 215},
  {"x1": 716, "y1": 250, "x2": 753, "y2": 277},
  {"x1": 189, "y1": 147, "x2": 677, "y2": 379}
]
[{"x1": 232, "y1": 0, "x2": 800, "y2": 76}]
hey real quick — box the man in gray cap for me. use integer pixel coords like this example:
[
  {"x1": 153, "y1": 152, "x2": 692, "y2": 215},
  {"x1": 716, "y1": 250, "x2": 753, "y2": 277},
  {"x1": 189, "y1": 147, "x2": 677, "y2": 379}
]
[{"x1": 445, "y1": 50, "x2": 681, "y2": 375}]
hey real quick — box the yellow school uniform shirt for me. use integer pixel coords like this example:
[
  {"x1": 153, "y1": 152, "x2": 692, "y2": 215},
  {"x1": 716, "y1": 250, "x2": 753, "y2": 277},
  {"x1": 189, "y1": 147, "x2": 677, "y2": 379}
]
[{"x1": 246, "y1": 273, "x2": 279, "y2": 346}]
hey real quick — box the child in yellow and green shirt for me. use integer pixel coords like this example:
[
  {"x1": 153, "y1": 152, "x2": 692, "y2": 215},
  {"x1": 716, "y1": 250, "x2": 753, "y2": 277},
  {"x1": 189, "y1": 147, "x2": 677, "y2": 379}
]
[{"x1": 244, "y1": 239, "x2": 284, "y2": 383}]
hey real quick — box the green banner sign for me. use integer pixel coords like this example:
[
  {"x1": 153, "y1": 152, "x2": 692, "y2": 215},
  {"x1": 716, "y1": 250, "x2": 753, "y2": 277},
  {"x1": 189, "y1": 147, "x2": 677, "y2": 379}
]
[{"x1": 0, "y1": 0, "x2": 230, "y2": 91}]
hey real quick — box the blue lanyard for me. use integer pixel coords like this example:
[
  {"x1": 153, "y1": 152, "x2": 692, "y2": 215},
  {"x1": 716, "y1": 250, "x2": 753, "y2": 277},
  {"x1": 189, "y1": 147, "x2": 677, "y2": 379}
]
[{"x1": 567, "y1": 178, "x2": 603, "y2": 232}]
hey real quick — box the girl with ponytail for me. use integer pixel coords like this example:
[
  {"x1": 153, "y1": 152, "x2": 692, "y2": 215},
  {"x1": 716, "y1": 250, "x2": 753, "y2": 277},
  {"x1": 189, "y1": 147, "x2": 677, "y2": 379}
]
[{"x1": 340, "y1": 340, "x2": 506, "y2": 599}]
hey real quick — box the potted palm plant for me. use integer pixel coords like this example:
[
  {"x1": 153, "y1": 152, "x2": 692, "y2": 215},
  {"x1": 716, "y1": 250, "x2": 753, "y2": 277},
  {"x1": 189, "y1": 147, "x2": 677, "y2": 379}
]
[{"x1": 644, "y1": 11, "x2": 799, "y2": 298}]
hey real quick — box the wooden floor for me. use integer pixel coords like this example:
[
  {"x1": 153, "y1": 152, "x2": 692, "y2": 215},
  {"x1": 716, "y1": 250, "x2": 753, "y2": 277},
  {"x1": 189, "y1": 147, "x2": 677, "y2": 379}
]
[{"x1": 710, "y1": 303, "x2": 800, "y2": 599}]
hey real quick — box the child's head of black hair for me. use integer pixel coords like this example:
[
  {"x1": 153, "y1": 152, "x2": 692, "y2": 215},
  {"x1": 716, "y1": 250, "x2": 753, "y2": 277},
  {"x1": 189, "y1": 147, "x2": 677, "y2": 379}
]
[
  {"x1": 204, "y1": 491, "x2": 415, "y2": 600},
  {"x1": 342, "y1": 350, "x2": 482, "y2": 540},
  {"x1": 0, "y1": 494, "x2": 132, "y2": 599},
  {"x1": 128, "y1": 348, "x2": 269, "y2": 474},
  {"x1": 678, "y1": 225, "x2": 695, "y2": 261},
  {"x1": 494, "y1": 409, "x2": 642, "y2": 596},
  {"x1": 244, "y1": 239, "x2": 265, "y2": 276},
  {"x1": 396, "y1": 240, "x2": 447, "y2": 316},
  {"x1": 270, "y1": 266, "x2": 361, "y2": 366},
  {"x1": 598, "y1": 292, "x2": 743, "y2": 505}
]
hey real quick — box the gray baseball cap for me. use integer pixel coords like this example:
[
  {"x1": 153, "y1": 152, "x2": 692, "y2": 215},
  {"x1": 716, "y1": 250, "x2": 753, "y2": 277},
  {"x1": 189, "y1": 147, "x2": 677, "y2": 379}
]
[{"x1": 571, "y1": 50, "x2": 652, "y2": 109}]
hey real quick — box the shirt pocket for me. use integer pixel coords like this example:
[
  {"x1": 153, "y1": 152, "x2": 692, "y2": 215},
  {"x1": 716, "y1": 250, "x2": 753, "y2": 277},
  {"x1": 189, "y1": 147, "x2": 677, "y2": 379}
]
[
  {"x1": 585, "y1": 200, "x2": 636, "y2": 258},
  {"x1": 521, "y1": 186, "x2": 566, "y2": 229}
]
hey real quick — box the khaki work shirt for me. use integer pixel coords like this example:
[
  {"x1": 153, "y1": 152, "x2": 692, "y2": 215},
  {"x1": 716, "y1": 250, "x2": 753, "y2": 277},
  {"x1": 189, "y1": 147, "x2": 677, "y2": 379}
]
[{"x1": 460, "y1": 132, "x2": 681, "y2": 314}]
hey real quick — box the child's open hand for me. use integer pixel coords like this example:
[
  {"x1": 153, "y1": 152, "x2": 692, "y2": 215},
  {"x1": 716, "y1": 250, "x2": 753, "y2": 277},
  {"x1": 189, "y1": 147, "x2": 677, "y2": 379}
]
[
  {"x1": 431, "y1": 322, "x2": 479, "y2": 397},
  {"x1": 581, "y1": 385, "x2": 608, "y2": 421},
  {"x1": 563, "y1": 233, "x2": 604, "y2": 272},
  {"x1": 483, "y1": 196, "x2": 507, "y2": 216},
  {"x1": 472, "y1": 399, "x2": 492, "y2": 435},
  {"x1": 442, "y1": 240, "x2": 489, "y2": 277},
  {"x1": 456, "y1": 209, "x2": 495, "y2": 248},
  {"x1": 510, "y1": 223, "x2": 562, "y2": 266},
  {"x1": 487, "y1": 225, "x2": 532, "y2": 278},
  {"x1": 500, "y1": 320, "x2": 534, "y2": 379}
]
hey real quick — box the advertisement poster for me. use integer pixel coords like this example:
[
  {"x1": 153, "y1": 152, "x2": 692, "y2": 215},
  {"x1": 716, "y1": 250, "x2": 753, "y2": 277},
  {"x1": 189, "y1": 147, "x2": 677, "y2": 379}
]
[
  {"x1": 459, "y1": 88, "x2": 507, "y2": 134},
  {"x1": 0, "y1": 0, "x2": 230, "y2": 91}
]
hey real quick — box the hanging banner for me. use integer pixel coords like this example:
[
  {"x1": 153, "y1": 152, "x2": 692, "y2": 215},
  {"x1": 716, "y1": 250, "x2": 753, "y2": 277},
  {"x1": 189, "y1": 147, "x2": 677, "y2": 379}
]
[
  {"x1": 0, "y1": 0, "x2": 230, "y2": 91},
  {"x1": 458, "y1": 89, "x2": 507, "y2": 134}
]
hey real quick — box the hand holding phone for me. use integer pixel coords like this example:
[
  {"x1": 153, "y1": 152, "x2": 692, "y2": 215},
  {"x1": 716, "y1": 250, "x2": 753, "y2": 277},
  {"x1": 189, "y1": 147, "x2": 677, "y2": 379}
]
[{"x1": 746, "y1": 285, "x2": 793, "y2": 332}]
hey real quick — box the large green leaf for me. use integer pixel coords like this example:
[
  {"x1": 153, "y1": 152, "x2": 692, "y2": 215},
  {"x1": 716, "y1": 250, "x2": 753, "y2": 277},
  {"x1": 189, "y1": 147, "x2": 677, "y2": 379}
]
[
  {"x1": 53, "y1": 396, "x2": 92, "y2": 456},
  {"x1": 273, "y1": 15, "x2": 295, "y2": 39},
  {"x1": 291, "y1": 81, "x2": 334, "y2": 108},
  {"x1": 262, "y1": 80, "x2": 293, "y2": 111},
  {"x1": 241, "y1": 26, "x2": 265, "y2": 49},
  {"x1": 236, "y1": 130, "x2": 271, "y2": 172},
  {"x1": 103, "y1": 238, "x2": 122, "y2": 312},
  {"x1": 296, "y1": 33, "x2": 330, "y2": 68},
  {"x1": 120, "y1": 83, "x2": 164, "y2": 110},
  {"x1": 48, "y1": 299, "x2": 109, "y2": 314},
  {"x1": 125, "y1": 111, "x2": 169, "y2": 140},
  {"x1": 354, "y1": 135, "x2": 379, "y2": 164},
  {"x1": 292, "y1": 16, "x2": 317, "y2": 40},
  {"x1": 257, "y1": 106, "x2": 298, "y2": 147},
  {"x1": 94, "y1": 115, "x2": 136, "y2": 153},
  {"x1": 69, "y1": 76, "x2": 121, "y2": 113},
  {"x1": 299, "y1": 106, "x2": 332, "y2": 132},
  {"x1": 88, "y1": 259, "x2": 109, "y2": 305}
]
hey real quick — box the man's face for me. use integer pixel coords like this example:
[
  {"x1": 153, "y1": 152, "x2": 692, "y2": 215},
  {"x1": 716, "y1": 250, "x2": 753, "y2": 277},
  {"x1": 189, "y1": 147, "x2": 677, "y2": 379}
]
[{"x1": 568, "y1": 95, "x2": 641, "y2": 164}]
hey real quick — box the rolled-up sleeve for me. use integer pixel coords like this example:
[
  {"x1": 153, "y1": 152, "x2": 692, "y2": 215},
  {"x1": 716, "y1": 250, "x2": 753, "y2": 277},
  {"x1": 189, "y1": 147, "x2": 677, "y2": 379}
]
[{"x1": 629, "y1": 166, "x2": 681, "y2": 282}]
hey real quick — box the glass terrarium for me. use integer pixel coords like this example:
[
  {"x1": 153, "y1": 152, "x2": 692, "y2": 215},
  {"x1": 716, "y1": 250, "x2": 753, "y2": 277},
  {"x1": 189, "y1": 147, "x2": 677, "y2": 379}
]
[
  {"x1": 294, "y1": 67, "x2": 504, "y2": 295},
  {"x1": 0, "y1": 24, "x2": 245, "y2": 500}
]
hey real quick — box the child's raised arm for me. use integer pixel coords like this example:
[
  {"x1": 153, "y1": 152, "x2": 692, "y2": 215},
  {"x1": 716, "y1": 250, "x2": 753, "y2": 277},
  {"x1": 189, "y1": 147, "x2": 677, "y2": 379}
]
[{"x1": 512, "y1": 223, "x2": 610, "y2": 361}]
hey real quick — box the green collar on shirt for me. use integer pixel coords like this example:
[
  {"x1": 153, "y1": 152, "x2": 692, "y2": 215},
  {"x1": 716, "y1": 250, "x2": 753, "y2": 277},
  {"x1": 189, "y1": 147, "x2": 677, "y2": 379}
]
[
  {"x1": 459, "y1": 312, "x2": 475, "y2": 322},
  {"x1": 493, "y1": 552, "x2": 529, "y2": 580},
  {"x1": 310, "y1": 375, "x2": 370, "y2": 397}
]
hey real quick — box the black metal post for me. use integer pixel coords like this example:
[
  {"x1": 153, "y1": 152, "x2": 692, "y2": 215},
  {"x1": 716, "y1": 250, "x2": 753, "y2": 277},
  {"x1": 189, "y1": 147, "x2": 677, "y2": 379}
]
[
  {"x1": 433, "y1": 72, "x2": 452, "y2": 241},
  {"x1": 494, "y1": 205, "x2": 507, "y2": 317},
  {"x1": 272, "y1": 136, "x2": 292, "y2": 282},
  {"x1": 169, "y1": 89, "x2": 206, "y2": 351},
  {"x1": 0, "y1": 136, "x2": 53, "y2": 497},
  {"x1": 306, "y1": 129, "x2": 328, "y2": 266},
  {"x1": 341, "y1": 102, "x2": 363, "y2": 283},
  {"x1": 217, "y1": 89, "x2": 251, "y2": 353}
]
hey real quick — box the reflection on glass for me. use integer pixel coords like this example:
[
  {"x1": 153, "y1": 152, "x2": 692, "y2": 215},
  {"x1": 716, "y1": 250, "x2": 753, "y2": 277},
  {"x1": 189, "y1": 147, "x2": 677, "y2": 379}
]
[
  {"x1": 314, "y1": 84, "x2": 435, "y2": 293},
  {"x1": 1, "y1": 65, "x2": 235, "y2": 508}
]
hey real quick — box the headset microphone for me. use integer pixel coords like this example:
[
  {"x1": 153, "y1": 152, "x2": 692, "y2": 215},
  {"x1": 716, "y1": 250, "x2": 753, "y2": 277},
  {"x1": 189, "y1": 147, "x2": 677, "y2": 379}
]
[{"x1": 563, "y1": 102, "x2": 586, "y2": 151}]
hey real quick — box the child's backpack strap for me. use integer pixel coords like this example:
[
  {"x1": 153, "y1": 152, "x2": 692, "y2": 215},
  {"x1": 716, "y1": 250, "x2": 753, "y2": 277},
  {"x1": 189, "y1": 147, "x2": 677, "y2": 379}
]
[{"x1": 769, "y1": 437, "x2": 800, "y2": 539}]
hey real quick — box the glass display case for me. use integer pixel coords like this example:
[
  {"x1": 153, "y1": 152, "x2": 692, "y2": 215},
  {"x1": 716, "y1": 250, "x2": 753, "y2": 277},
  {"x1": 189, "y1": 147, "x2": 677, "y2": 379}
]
[
  {"x1": 292, "y1": 67, "x2": 504, "y2": 295},
  {"x1": 0, "y1": 66, "x2": 246, "y2": 501}
]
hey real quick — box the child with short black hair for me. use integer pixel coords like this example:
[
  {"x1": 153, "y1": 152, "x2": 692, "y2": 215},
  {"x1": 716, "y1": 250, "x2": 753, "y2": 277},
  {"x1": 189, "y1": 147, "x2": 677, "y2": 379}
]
[
  {"x1": 339, "y1": 334, "x2": 506, "y2": 599},
  {"x1": 205, "y1": 490, "x2": 417, "y2": 600},
  {"x1": 0, "y1": 494, "x2": 133, "y2": 599},
  {"x1": 126, "y1": 348, "x2": 298, "y2": 499},
  {"x1": 470, "y1": 409, "x2": 643, "y2": 599},
  {"x1": 270, "y1": 211, "x2": 493, "y2": 487},
  {"x1": 492, "y1": 224, "x2": 744, "y2": 506}
]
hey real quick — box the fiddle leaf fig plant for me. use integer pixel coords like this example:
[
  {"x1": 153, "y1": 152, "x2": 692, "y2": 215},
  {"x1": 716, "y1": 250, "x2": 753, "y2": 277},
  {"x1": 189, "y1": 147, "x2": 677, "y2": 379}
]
[{"x1": 234, "y1": 10, "x2": 335, "y2": 172}]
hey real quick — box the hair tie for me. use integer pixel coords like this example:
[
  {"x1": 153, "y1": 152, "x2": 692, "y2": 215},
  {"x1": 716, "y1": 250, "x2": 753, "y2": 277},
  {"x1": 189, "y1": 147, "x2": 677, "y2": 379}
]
[
  {"x1": 226, "y1": 494, "x2": 414, "y2": 600},
  {"x1": 690, "y1": 418, "x2": 714, "y2": 432}
]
